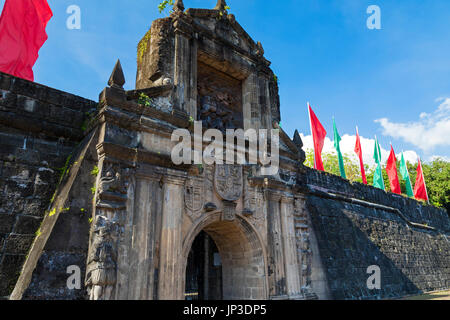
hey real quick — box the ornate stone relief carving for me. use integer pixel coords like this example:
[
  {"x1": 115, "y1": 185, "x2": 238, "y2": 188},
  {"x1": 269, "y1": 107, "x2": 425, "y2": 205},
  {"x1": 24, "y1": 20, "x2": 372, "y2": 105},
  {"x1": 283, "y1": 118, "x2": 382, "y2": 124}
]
[
  {"x1": 197, "y1": 62, "x2": 243, "y2": 131},
  {"x1": 214, "y1": 164, "x2": 243, "y2": 202},
  {"x1": 86, "y1": 161, "x2": 133, "y2": 300},
  {"x1": 198, "y1": 95, "x2": 235, "y2": 132},
  {"x1": 184, "y1": 177, "x2": 204, "y2": 221},
  {"x1": 98, "y1": 164, "x2": 131, "y2": 200},
  {"x1": 222, "y1": 200, "x2": 237, "y2": 221},
  {"x1": 294, "y1": 196, "x2": 312, "y2": 291},
  {"x1": 85, "y1": 215, "x2": 119, "y2": 301},
  {"x1": 245, "y1": 186, "x2": 266, "y2": 232}
]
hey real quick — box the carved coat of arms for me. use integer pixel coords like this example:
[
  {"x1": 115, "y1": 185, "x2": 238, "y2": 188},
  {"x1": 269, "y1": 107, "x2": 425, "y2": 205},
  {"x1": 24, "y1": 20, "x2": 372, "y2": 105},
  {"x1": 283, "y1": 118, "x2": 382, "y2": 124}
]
[
  {"x1": 214, "y1": 165, "x2": 243, "y2": 201},
  {"x1": 185, "y1": 178, "x2": 204, "y2": 221}
]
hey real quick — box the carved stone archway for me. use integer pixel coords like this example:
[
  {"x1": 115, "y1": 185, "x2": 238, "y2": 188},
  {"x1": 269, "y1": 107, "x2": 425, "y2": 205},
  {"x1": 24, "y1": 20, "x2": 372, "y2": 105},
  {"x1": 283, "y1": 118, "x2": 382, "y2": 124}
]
[{"x1": 181, "y1": 212, "x2": 268, "y2": 300}]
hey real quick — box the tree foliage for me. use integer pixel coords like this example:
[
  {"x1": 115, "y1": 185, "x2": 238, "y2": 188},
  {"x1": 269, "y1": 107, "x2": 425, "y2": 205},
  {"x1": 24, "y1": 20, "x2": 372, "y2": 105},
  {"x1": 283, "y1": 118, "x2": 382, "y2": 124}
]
[
  {"x1": 304, "y1": 149, "x2": 369, "y2": 184},
  {"x1": 304, "y1": 150, "x2": 449, "y2": 213},
  {"x1": 158, "y1": 0, "x2": 174, "y2": 14}
]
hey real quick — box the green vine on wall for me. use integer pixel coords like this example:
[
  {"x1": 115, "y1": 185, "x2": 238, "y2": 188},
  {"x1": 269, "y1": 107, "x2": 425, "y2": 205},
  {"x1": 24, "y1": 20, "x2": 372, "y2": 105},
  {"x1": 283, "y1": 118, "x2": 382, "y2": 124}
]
[
  {"x1": 138, "y1": 93, "x2": 154, "y2": 107},
  {"x1": 138, "y1": 31, "x2": 151, "y2": 64},
  {"x1": 90, "y1": 166, "x2": 99, "y2": 177}
]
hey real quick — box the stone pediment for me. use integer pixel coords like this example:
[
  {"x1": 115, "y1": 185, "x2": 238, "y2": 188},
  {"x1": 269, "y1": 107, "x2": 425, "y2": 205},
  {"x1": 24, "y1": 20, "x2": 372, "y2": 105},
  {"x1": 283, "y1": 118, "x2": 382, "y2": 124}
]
[{"x1": 185, "y1": 8, "x2": 264, "y2": 61}]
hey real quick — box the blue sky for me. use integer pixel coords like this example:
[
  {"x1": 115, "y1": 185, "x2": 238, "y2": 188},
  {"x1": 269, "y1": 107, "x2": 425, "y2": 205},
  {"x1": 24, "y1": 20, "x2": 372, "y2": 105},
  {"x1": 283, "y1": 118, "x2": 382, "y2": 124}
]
[{"x1": 1, "y1": 0, "x2": 449, "y2": 164}]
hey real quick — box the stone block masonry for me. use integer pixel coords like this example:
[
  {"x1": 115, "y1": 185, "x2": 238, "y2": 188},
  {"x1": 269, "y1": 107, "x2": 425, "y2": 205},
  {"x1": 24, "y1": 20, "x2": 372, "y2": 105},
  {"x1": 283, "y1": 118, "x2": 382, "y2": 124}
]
[
  {"x1": 0, "y1": 72, "x2": 97, "y2": 298},
  {"x1": 304, "y1": 167, "x2": 450, "y2": 300}
]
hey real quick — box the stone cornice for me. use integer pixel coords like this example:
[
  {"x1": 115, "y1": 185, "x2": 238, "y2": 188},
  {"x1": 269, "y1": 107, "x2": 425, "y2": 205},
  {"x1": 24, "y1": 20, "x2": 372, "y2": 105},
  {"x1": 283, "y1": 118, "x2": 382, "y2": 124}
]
[
  {"x1": 281, "y1": 196, "x2": 294, "y2": 204},
  {"x1": 162, "y1": 171, "x2": 187, "y2": 186},
  {"x1": 126, "y1": 84, "x2": 173, "y2": 100},
  {"x1": 99, "y1": 86, "x2": 190, "y2": 130}
]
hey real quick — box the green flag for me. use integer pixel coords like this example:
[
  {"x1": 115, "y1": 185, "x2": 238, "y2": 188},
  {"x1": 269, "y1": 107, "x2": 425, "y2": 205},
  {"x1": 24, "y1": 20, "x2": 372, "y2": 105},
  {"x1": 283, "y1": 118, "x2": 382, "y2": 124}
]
[
  {"x1": 373, "y1": 136, "x2": 382, "y2": 164},
  {"x1": 333, "y1": 118, "x2": 346, "y2": 179},
  {"x1": 373, "y1": 137, "x2": 385, "y2": 190},
  {"x1": 399, "y1": 152, "x2": 414, "y2": 197}
]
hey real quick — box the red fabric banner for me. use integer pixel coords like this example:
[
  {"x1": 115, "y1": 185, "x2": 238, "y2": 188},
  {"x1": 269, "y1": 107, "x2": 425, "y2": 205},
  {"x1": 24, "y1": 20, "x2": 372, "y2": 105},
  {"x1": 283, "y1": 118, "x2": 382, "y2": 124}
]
[
  {"x1": 354, "y1": 129, "x2": 367, "y2": 185},
  {"x1": 414, "y1": 159, "x2": 429, "y2": 202},
  {"x1": 0, "y1": 0, "x2": 53, "y2": 81},
  {"x1": 386, "y1": 146, "x2": 401, "y2": 194},
  {"x1": 308, "y1": 104, "x2": 327, "y2": 171}
]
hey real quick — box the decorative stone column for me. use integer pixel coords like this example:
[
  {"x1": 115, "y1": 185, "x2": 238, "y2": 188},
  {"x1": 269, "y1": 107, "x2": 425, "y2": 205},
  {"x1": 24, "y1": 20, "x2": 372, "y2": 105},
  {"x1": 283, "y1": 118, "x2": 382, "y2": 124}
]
[
  {"x1": 120, "y1": 170, "x2": 162, "y2": 300},
  {"x1": 157, "y1": 173, "x2": 186, "y2": 300},
  {"x1": 266, "y1": 191, "x2": 287, "y2": 299},
  {"x1": 294, "y1": 194, "x2": 313, "y2": 295},
  {"x1": 280, "y1": 196, "x2": 302, "y2": 299}
]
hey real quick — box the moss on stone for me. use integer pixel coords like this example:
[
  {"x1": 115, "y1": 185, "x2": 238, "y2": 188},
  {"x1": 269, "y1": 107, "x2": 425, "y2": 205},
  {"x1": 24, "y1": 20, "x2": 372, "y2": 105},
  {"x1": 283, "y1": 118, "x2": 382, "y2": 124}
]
[{"x1": 138, "y1": 31, "x2": 152, "y2": 64}]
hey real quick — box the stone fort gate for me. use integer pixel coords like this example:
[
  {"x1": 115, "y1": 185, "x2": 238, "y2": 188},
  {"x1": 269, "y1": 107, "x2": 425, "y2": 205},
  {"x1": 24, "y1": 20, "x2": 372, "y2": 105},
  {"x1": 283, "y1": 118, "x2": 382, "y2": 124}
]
[
  {"x1": 7, "y1": 0, "x2": 449, "y2": 301},
  {"x1": 11, "y1": 0, "x2": 313, "y2": 301},
  {"x1": 86, "y1": 0, "x2": 309, "y2": 300}
]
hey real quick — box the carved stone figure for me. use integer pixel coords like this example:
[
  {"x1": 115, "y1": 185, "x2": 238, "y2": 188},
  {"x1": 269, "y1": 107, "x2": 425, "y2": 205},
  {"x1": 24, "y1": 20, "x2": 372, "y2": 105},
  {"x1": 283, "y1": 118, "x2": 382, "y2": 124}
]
[
  {"x1": 98, "y1": 165, "x2": 130, "y2": 196},
  {"x1": 85, "y1": 215, "x2": 118, "y2": 300},
  {"x1": 294, "y1": 197, "x2": 312, "y2": 291},
  {"x1": 199, "y1": 95, "x2": 234, "y2": 132}
]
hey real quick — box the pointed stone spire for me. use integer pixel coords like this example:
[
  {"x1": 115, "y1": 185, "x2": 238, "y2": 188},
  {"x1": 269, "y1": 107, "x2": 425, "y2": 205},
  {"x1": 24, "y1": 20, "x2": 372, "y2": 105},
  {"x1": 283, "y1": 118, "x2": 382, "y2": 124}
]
[
  {"x1": 173, "y1": 0, "x2": 184, "y2": 12},
  {"x1": 293, "y1": 129, "x2": 306, "y2": 163},
  {"x1": 214, "y1": 0, "x2": 228, "y2": 11},
  {"x1": 293, "y1": 130, "x2": 304, "y2": 149},
  {"x1": 108, "y1": 59, "x2": 125, "y2": 89}
]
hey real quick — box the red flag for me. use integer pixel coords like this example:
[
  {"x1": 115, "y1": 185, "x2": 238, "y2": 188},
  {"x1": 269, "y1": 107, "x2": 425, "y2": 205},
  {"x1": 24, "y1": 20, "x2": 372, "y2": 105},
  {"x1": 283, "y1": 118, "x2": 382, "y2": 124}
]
[
  {"x1": 354, "y1": 127, "x2": 367, "y2": 184},
  {"x1": 386, "y1": 145, "x2": 401, "y2": 194},
  {"x1": 308, "y1": 103, "x2": 327, "y2": 171},
  {"x1": 0, "y1": 0, "x2": 53, "y2": 81},
  {"x1": 414, "y1": 158, "x2": 429, "y2": 202}
]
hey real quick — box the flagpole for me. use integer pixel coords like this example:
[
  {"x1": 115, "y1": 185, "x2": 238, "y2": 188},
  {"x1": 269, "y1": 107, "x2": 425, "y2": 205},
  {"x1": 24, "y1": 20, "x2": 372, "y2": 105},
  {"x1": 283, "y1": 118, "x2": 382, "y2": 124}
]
[
  {"x1": 381, "y1": 138, "x2": 385, "y2": 189},
  {"x1": 307, "y1": 102, "x2": 316, "y2": 169}
]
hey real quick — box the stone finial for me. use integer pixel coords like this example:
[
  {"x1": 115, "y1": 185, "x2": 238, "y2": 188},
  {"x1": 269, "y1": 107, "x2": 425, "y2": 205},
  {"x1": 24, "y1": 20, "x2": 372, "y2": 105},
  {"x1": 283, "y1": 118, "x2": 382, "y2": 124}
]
[
  {"x1": 173, "y1": 0, "x2": 184, "y2": 12},
  {"x1": 108, "y1": 59, "x2": 125, "y2": 89},
  {"x1": 214, "y1": 0, "x2": 228, "y2": 11},
  {"x1": 293, "y1": 130, "x2": 304, "y2": 149}
]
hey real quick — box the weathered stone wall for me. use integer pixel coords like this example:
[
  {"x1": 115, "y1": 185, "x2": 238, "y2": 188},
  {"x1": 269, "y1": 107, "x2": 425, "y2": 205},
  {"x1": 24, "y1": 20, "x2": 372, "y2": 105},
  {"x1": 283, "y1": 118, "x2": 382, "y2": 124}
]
[
  {"x1": 304, "y1": 167, "x2": 450, "y2": 300},
  {"x1": 0, "y1": 72, "x2": 96, "y2": 298}
]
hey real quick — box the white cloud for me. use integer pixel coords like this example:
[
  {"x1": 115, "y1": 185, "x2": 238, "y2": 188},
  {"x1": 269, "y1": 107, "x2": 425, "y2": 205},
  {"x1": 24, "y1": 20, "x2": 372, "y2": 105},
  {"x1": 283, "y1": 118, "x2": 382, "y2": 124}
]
[
  {"x1": 429, "y1": 155, "x2": 450, "y2": 162},
  {"x1": 300, "y1": 133, "x2": 419, "y2": 168},
  {"x1": 375, "y1": 98, "x2": 450, "y2": 152}
]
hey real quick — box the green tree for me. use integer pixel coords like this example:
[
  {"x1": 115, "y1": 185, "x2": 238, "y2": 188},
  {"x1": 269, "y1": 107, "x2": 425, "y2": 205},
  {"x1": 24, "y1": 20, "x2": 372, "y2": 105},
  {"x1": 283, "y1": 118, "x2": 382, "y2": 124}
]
[
  {"x1": 158, "y1": 0, "x2": 174, "y2": 14},
  {"x1": 305, "y1": 150, "x2": 369, "y2": 184},
  {"x1": 408, "y1": 158, "x2": 450, "y2": 212}
]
